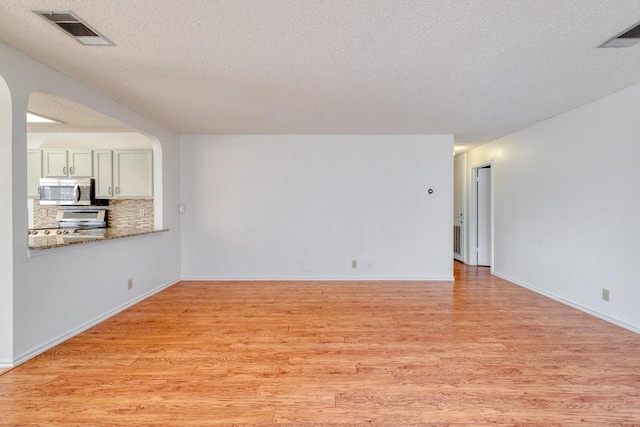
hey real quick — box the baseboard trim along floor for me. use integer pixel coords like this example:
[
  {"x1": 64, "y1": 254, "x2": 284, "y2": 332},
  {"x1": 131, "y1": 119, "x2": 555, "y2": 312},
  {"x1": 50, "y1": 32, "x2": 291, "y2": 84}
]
[{"x1": 12, "y1": 278, "x2": 181, "y2": 367}]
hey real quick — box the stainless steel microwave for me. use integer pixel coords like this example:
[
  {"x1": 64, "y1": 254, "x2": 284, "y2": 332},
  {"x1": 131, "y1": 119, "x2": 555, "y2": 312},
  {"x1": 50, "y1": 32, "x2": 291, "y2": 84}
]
[{"x1": 38, "y1": 178, "x2": 95, "y2": 206}]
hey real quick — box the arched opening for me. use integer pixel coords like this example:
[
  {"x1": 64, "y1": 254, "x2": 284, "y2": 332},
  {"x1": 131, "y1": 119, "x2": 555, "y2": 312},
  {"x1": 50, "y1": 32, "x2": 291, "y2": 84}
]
[
  {"x1": 0, "y1": 74, "x2": 13, "y2": 366},
  {"x1": 26, "y1": 91, "x2": 163, "y2": 233}
]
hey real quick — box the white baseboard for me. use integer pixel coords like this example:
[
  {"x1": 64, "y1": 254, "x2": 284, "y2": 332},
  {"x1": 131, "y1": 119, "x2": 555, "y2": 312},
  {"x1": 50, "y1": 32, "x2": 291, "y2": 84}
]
[
  {"x1": 180, "y1": 275, "x2": 455, "y2": 282},
  {"x1": 12, "y1": 278, "x2": 181, "y2": 367},
  {"x1": 0, "y1": 362, "x2": 13, "y2": 369},
  {"x1": 493, "y1": 271, "x2": 640, "y2": 335}
]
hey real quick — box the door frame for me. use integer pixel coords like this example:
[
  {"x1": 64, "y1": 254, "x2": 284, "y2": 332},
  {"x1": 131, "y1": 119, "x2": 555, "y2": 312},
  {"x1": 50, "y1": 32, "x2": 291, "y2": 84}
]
[
  {"x1": 453, "y1": 154, "x2": 467, "y2": 263},
  {"x1": 467, "y1": 160, "x2": 494, "y2": 269}
]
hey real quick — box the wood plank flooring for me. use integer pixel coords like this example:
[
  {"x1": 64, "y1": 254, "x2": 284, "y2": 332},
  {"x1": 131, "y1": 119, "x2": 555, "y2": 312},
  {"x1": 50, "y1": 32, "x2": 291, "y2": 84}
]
[{"x1": 2, "y1": 262, "x2": 640, "y2": 425}]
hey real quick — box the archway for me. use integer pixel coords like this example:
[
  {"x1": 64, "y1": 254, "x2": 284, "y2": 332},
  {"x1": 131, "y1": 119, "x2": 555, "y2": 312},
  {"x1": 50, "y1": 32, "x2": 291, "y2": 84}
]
[{"x1": 26, "y1": 91, "x2": 163, "y2": 232}]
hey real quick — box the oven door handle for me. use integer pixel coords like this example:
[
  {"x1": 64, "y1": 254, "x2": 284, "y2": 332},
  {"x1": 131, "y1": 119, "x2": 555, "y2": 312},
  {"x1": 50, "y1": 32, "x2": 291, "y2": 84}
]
[{"x1": 74, "y1": 185, "x2": 81, "y2": 202}]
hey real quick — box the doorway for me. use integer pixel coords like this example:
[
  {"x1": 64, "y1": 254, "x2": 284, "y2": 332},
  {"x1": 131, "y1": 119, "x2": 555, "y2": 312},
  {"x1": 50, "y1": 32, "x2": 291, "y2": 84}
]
[
  {"x1": 468, "y1": 163, "x2": 492, "y2": 267},
  {"x1": 475, "y1": 166, "x2": 491, "y2": 266}
]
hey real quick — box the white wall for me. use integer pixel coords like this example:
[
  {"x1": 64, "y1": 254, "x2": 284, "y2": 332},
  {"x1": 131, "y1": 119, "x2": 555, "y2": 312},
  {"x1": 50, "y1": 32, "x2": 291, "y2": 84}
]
[
  {"x1": 463, "y1": 81, "x2": 640, "y2": 333},
  {"x1": 0, "y1": 75, "x2": 13, "y2": 363},
  {"x1": 181, "y1": 134, "x2": 453, "y2": 280},
  {"x1": 0, "y1": 41, "x2": 182, "y2": 366}
]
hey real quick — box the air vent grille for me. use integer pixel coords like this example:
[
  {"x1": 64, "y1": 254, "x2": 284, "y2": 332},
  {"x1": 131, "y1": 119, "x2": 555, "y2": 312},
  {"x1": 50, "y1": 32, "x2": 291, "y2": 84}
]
[
  {"x1": 453, "y1": 225, "x2": 462, "y2": 255},
  {"x1": 57, "y1": 22, "x2": 99, "y2": 37},
  {"x1": 617, "y1": 23, "x2": 640, "y2": 39},
  {"x1": 599, "y1": 21, "x2": 640, "y2": 48},
  {"x1": 34, "y1": 10, "x2": 113, "y2": 46},
  {"x1": 41, "y1": 13, "x2": 76, "y2": 22}
]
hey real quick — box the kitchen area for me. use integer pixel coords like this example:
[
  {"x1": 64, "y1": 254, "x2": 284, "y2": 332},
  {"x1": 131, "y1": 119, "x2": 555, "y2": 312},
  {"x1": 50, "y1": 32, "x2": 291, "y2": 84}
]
[{"x1": 26, "y1": 91, "x2": 164, "y2": 251}]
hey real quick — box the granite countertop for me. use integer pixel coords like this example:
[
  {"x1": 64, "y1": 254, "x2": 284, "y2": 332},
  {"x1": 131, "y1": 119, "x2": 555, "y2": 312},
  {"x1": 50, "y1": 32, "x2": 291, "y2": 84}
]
[{"x1": 28, "y1": 228, "x2": 168, "y2": 251}]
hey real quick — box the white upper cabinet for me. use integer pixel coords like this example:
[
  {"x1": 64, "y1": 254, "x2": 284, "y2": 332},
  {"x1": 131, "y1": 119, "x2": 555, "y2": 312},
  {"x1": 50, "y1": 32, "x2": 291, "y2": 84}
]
[
  {"x1": 93, "y1": 150, "x2": 114, "y2": 198},
  {"x1": 68, "y1": 150, "x2": 93, "y2": 177},
  {"x1": 43, "y1": 149, "x2": 93, "y2": 178},
  {"x1": 27, "y1": 150, "x2": 42, "y2": 197},
  {"x1": 114, "y1": 150, "x2": 153, "y2": 198},
  {"x1": 42, "y1": 150, "x2": 66, "y2": 177},
  {"x1": 93, "y1": 150, "x2": 153, "y2": 199}
]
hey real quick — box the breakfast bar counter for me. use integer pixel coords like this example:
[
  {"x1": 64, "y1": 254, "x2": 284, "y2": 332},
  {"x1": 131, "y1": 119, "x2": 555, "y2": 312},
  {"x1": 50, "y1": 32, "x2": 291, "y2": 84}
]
[{"x1": 28, "y1": 228, "x2": 168, "y2": 251}]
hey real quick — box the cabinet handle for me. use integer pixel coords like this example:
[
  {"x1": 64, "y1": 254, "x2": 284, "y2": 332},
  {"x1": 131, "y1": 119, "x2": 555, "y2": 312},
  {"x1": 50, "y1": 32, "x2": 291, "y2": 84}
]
[
  {"x1": 108, "y1": 187, "x2": 112, "y2": 195},
  {"x1": 115, "y1": 187, "x2": 120, "y2": 195},
  {"x1": 63, "y1": 166, "x2": 67, "y2": 175},
  {"x1": 70, "y1": 166, "x2": 74, "y2": 175}
]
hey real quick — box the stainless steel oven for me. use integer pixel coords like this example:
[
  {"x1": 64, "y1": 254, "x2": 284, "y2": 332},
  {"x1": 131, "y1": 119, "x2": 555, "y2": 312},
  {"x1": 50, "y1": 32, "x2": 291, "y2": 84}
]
[
  {"x1": 38, "y1": 178, "x2": 94, "y2": 206},
  {"x1": 56, "y1": 208, "x2": 106, "y2": 228}
]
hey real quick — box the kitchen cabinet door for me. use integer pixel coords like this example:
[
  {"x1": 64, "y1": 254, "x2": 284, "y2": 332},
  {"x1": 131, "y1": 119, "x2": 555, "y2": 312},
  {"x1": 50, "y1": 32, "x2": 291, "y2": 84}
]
[
  {"x1": 93, "y1": 150, "x2": 114, "y2": 198},
  {"x1": 42, "y1": 150, "x2": 68, "y2": 177},
  {"x1": 43, "y1": 149, "x2": 93, "y2": 178},
  {"x1": 27, "y1": 150, "x2": 42, "y2": 197},
  {"x1": 68, "y1": 150, "x2": 93, "y2": 177},
  {"x1": 113, "y1": 151, "x2": 153, "y2": 198}
]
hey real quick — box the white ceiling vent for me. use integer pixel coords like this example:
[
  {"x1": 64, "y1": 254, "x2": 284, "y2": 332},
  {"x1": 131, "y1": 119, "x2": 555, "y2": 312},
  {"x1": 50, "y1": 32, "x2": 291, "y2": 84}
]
[
  {"x1": 34, "y1": 11, "x2": 113, "y2": 46},
  {"x1": 599, "y1": 21, "x2": 640, "y2": 48}
]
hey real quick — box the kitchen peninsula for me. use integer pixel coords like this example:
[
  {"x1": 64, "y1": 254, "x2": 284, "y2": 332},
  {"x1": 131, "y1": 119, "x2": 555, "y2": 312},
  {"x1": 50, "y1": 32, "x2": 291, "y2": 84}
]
[{"x1": 28, "y1": 228, "x2": 167, "y2": 251}]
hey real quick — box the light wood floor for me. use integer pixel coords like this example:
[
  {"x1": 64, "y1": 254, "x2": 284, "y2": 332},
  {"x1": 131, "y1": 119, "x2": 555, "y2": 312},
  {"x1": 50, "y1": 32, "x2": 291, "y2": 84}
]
[{"x1": 2, "y1": 262, "x2": 640, "y2": 425}]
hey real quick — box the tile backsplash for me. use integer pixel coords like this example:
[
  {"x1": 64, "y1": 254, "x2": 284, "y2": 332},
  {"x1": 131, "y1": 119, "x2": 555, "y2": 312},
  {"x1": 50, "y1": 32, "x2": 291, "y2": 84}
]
[
  {"x1": 108, "y1": 199, "x2": 154, "y2": 229},
  {"x1": 32, "y1": 199, "x2": 154, "y2": 230},
  {"x1": 32, "y1": 204, "x2": 58, "y2": 228}
]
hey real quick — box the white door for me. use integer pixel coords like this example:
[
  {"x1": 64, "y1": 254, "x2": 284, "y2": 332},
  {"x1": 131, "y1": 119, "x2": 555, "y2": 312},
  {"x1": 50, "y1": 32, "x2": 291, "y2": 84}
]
[
  {"x1": 476, "y1": 167, "x2": 491, "y2": 266},
  {"x1": 93, "y1": 150, "x2": 114, "y2": 198},
  {"x1": 43, "y1": 150, "x2": 68, "y2": 177},
  {"x1": 68, "y1": 150, "x2": 93, "y2": 177},
  {"x1": 113, "y1": 151, "x2": 153, "y2": 197}
]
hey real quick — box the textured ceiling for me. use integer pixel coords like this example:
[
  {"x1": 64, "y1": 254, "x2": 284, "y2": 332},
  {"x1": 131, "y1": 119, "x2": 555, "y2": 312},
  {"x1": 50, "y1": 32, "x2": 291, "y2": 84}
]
[
  {"x1": 28, "y1": 91, "x2": 134, "y2": 133},
  {"x1": 1, "y1": 1, "x2": 640, "y2": 148}
]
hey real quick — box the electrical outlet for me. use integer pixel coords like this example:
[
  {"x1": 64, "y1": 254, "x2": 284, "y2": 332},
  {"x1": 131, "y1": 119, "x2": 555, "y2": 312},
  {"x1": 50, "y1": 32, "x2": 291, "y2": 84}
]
[
  {"x1": 138, "y1": 209, "x2": 145, "y2": 218},
  {"x1": 367, "y1": 262, "x2": 373, "y2": 269},
  {"x1": 602, "y1": 288, "x2": 609, "y2": 302},
  {"x1": 351, "y1": 260, "x2": 358, "y2": 269},
  {"x1": 128, "y1": 278, "x2": 133, "y2": 290}
]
